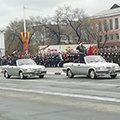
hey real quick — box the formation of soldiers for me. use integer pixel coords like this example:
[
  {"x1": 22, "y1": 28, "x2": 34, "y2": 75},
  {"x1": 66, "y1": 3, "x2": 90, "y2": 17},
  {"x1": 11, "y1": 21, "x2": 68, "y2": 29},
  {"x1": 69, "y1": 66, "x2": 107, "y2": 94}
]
[{"x1": 99, "y1": 48, "x2": 120, "y2": 65}]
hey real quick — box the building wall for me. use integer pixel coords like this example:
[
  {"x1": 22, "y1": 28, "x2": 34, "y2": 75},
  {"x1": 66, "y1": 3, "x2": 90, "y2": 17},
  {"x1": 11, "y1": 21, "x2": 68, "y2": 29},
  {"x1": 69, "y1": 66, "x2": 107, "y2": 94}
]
[
  {"x1": 98, "y1": 15, "x2": 120, "y2": 42},
  {"x1": 94, "y1": 5, "x2": 120, "y2": 48}
]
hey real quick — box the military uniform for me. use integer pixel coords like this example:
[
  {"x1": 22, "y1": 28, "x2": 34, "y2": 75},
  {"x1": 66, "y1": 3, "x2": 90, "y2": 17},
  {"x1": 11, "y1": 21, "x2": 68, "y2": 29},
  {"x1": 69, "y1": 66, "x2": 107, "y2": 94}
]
[{"x1": 76, "y1": 44, "x2": 86, "y2": 63}]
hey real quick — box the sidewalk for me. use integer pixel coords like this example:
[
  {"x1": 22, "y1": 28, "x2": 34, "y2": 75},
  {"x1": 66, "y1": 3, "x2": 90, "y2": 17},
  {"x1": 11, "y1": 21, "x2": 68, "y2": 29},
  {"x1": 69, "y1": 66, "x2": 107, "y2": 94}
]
[{"x1": 46, "y1": 67, "x2": 65, "y2": 75}]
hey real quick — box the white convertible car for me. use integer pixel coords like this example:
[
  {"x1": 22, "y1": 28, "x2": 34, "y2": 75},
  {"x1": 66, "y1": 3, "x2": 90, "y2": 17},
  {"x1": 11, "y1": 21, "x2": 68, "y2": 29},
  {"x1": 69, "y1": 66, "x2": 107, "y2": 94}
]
[
  {"x1": 63, "y1": 55, "x2": 120, "y2": 79},
  {"x1": 2, "y1": 58, "x2": 47, "y2": 79}
]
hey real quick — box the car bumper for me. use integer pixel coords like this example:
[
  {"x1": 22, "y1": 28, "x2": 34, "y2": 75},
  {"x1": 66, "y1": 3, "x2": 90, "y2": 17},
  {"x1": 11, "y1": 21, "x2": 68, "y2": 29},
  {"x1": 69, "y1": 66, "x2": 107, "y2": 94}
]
[
  {"x1": 96, "y1": 69, "x2": 120, "y2": 76},
  {"x1": 23, "y1": 71, "x2": 47, "y2": 75}
]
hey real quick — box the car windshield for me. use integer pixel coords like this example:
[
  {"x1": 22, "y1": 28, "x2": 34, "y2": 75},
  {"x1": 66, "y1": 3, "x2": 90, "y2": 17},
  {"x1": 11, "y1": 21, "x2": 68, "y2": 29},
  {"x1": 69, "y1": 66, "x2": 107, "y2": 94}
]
[
  {"x1": 85, "y1": 55, "x2": 106, "y2": 63},
  {"x1": 17, "y1": 59, "x2": 36, "y2": 66}
]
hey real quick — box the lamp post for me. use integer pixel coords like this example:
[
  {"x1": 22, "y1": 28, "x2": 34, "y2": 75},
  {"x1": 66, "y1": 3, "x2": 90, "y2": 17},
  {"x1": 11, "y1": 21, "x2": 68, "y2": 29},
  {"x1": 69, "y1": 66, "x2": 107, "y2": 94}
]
[
  {"x1": 0, "y1": 30, "x2": 5, "y2": 57},
  {"x1": 23, "y1": 5, "x2": 26, "y2": 38},
  {"x1": 21, "y1": 4, "x2": 30, "y2": 56}
]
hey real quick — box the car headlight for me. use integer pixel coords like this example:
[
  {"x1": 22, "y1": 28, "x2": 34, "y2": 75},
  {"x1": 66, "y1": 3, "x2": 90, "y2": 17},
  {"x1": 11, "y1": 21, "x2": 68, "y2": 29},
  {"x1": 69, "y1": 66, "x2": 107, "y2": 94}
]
[
  {"x1": 96, "y1": 66, "x2": 106, "y2": 70},
  {"x1": 22, "y1": 68, "x2": 28, "y2": 71},
  {"x1": 40, "y1": 66, "x2": 46, "y2": 71},
  {"x1": 114, "y1": 65, "x2": 120, "y2": 69},
  {"x1": 100, "y1": 66, "x2": 106, "y2": 70},
  {"x1": 27, "y1": 69, "x2": 31, "y2": 72},
  {"x1": 23, "y1": 68, "x2": 33, "y2": 72}
]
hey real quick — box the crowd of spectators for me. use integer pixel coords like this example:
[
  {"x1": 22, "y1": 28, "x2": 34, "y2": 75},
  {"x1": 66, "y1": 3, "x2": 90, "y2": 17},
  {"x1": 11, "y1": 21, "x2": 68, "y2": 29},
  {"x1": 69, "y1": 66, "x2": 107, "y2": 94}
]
[
  {"x1": 0, "y1": 48, "x2": 80, "y2": 67},
  {"x1": 33, "y1": 50, "x2": 79, "y2": 67},
  {"x1": 1, "y1": 46, "x2": 120, "y2": 67}
]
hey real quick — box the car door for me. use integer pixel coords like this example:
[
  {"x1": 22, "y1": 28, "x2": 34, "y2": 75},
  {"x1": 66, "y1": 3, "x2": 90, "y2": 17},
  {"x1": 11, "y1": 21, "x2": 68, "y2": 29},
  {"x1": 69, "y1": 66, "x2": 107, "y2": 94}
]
[
  {"x1": 10, "y1": 65, "x2": 19, "y2": 76},
  {"x1": 72, "y1": 63, "x2": 82, "y2": 75},
  {"x1": 78, "y1": 63, "x2": 89, "y2": 75},
  {"x1": 6, "y1": 65, "x2": 12, "y2": 75},
  {"x1": 74, "y1": 63, "x2": 89, "y2": 75},
  {"x1": 68, "y1": 63, "x2": 77, "y2": 74}
]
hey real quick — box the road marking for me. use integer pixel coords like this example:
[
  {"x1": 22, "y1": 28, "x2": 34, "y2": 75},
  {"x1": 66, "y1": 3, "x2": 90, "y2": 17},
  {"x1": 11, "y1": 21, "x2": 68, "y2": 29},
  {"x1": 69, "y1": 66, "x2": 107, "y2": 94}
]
[
  {"x1": 4, "y1": 78, "x2": 118, "y2": 88},
  {"x1": 0, "y1": 86, "x2": 120, "y2": 103}
]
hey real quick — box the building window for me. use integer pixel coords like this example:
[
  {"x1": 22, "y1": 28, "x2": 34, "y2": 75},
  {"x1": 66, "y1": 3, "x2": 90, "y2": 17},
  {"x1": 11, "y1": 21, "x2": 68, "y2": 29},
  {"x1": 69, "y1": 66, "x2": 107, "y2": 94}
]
[
  {"x1": 104, "y1": 35, "x2": 107, "y2": 41},
  {"x1": 109, "y1": 19, "x2": 113, "y2": 30},
  {"x1": 99, "y1": 35, "x2": 102, "y2": 42},
  {"x1": 98, "y1": 22, "x2": 102, "y2": 31},
  {"x1": 115, "y1": 18, "x2": 119, "y2": 29},
  {"x1": 109, "y1": 34, "x2": 113, "y2": 40},
  {"x1": 103, "y1": 20, "x2": 107, "y2": 31},
  {"x1": 115, "y1": 33, "x2": 119, "y2": 40}
]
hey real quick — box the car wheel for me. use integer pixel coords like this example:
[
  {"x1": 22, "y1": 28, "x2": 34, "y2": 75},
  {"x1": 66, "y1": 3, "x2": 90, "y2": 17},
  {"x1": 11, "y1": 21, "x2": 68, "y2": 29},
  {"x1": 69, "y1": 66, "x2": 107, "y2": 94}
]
[
  {"x1": 39, "y1": 75, "x2": 44, "y2": 78},
  {"x1": 67, "y1": 69, "x2": 74, "y2": 78},
  {"x1": 110, "y1": 74, "x2": 117, "y2": 79},
  {"x1": 4, "y1": 71, "x2": 10, "y2": 79},
  {"x1": 89, "y1": 70, "x2": 96, "y2": 79},
  {"x1": 19, "y1": 72, "x2": 25, "y2": 79}
]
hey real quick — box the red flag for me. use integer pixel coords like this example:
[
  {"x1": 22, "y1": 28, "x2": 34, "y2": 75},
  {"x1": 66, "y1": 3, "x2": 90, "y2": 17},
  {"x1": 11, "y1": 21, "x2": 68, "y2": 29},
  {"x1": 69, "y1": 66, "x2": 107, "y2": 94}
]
[{"x1": 21, "y1": 32, "x2": 30, "y2": 53}]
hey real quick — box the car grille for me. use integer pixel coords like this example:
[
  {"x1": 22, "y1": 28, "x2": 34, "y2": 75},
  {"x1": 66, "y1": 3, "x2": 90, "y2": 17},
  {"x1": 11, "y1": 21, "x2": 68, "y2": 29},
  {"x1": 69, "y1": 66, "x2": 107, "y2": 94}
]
[
  {"x1": 106, "y1": 67, "x2": 111, "y2": 69},
  {"x1": 32, "y1": 69, "x2": 41, "y2": 72},
  {"x1": 106, "y1": 66, "x2": 116, "y2": 72}
]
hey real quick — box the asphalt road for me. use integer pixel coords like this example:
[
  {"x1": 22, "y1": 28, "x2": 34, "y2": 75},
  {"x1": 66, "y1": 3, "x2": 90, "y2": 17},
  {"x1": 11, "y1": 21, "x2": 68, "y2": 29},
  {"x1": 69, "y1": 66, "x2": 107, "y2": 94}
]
[
  {"x1": 0, "y1": 73, "x2": 120, "y2": 119},
  {"x1": 0, "y1": 92, "x2": 120, "y2": 120}
]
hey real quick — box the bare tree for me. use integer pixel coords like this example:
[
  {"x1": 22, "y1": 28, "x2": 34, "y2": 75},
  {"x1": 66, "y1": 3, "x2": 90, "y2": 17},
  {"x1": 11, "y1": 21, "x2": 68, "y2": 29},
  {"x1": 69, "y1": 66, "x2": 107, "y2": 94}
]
[
  {"x1": 83, "y1": 18, "x2": 110, "y2": 48},
  {"x1": 56, "y1": 6, "x2": 87, "y2": 43},
  {"x1": 4, "y1": 5, "x2": 89, "y2": 55}
]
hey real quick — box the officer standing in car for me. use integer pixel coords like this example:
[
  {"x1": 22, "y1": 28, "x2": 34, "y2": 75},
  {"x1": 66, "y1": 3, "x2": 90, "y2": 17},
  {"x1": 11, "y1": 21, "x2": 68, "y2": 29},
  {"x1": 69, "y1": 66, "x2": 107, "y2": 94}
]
[{"x1": 76, "y1": 41, "x2": 87, "y2": 63}]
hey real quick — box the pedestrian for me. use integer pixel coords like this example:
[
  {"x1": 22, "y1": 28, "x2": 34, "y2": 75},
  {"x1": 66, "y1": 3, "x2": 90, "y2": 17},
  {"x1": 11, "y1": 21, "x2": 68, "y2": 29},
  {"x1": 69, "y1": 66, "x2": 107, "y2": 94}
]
[{"x1": 76, "y1": 41, "x2": 87, "y2": 63}]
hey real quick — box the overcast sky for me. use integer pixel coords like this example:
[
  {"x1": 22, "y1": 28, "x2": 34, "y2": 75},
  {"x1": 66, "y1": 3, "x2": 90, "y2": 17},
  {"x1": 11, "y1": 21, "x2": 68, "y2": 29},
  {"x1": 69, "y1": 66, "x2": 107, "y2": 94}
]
[{"x1": 0, "y1": 0, "x2": 120, "y2": 28}]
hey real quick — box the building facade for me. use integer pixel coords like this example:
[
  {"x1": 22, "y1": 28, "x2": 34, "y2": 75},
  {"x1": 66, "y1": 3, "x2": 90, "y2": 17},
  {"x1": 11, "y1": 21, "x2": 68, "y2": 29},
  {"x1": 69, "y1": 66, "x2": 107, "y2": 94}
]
[{"x1": 94, "y1": 4, "x2": 120, "y2": 48}]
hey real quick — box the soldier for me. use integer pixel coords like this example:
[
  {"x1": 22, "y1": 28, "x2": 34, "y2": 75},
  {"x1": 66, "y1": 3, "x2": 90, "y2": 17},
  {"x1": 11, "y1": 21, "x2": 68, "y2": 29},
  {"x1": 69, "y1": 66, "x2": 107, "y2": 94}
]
[{"x1": 76, "y1": 41, "x2": 87, "y2": 63}]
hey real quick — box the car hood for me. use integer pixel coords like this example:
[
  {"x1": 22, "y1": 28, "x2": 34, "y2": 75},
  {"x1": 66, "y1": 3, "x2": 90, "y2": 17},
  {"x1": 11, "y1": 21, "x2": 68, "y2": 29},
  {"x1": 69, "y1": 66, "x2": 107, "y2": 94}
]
[
  {"x1": 88, "y1": 62, "x2": 119, "y2": 68},
  {"x1": 63, "y1": 62, "x2": 119, "y2": 68},
  {"x1": 19, "y1": 65, "x2": 45, "y2": 69}
]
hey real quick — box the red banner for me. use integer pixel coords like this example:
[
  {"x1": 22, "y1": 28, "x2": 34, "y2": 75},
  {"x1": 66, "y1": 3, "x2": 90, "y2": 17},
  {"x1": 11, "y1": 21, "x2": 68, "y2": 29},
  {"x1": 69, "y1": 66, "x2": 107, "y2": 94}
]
[{"x1": 21, "y1": 32, "x2": 30, "y2": 53}]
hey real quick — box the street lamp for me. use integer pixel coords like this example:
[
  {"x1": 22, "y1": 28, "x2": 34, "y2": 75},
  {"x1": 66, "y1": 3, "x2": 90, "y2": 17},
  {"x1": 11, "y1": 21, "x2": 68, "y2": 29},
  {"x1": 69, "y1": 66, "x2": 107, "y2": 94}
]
[
  {"x1": 21, "y1": 4, "x2": 30, "y2": 56},
  {"x1": 23, "y1": 5, "x2": 27, "y2": 38}
]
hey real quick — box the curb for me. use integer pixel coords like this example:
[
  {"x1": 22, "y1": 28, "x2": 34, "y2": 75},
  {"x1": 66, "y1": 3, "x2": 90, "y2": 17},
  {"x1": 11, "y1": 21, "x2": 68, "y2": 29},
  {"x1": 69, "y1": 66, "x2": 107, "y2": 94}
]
[{"x1": 47, "y1": 72, "x2": 66, "y2": 75}]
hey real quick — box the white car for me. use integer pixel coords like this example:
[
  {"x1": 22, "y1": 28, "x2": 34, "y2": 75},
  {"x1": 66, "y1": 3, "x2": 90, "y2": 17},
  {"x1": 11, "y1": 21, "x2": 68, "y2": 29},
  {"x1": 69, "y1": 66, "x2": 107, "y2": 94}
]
[
  {"x1": 2, "y1": 58, "x2": 47, "y2": 79},
  {"x1": 63, "y1": 55, "x2": 120, "y2": 79}
]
